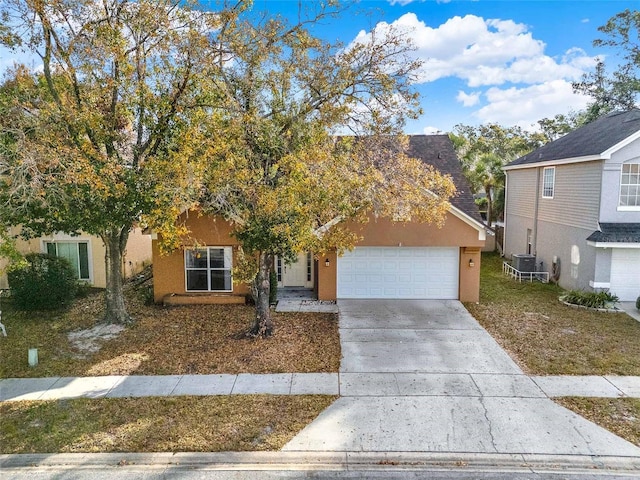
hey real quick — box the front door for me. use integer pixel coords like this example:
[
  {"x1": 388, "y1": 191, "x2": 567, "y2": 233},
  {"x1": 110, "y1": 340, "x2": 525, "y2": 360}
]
[{"x1": 282, "y1": 252, "x2": 311, "y2": 287}]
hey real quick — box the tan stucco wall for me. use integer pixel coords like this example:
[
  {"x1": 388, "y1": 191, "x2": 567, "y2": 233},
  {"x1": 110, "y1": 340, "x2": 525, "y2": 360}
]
[
  {"x1": 316, "y1": 214, "x2": 484, "y2": 302},
  {"x1": 152, "y1": 213, "x2": 250, "y2": 303},
  {"x1": 122, "y1": 228, "x2": 153, "y2": 280},
  {"x1": 0, "y1": 227, "x2": 151, "y2": 289},
  {"x1": 153, "y1": 211, "x2": 484, "y2": 304}
]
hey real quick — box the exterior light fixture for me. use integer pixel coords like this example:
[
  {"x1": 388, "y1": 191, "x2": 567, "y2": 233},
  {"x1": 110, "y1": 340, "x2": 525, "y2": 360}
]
[
  {"x1": 468, "y1": 258, "x2": 475, "y2": 268},
  {"x1": 325, "y1": 258, "x2": 330, "y2": 267}
]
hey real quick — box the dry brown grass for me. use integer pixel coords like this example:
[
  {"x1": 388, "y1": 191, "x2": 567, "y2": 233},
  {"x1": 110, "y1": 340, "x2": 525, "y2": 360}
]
[
  {"x1": 556, "y1": 397, "x2": 640, "y2": 447},
  {"x1": 0, "y1": 395, "x2": 336, "y2": 453},
  {"x1": 0, "y1": 281, "x2": 340, "y2": 378},
  {"x1": 464, "y1": 253, "x2": 640, "y2": 375}
]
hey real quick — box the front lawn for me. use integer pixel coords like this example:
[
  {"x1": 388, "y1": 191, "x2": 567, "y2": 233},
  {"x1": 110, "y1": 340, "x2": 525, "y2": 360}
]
[
  {"x1": 0, "y1": 395, "x2": 336, "y2": 453},
  {"x1": 0, "y1": 281, "x2": 340, "y2": 378},
  {"x1": 465, "y1": 253, "x2": 640, "y2": 375},
  {"x1": 556, "y1": 397, "x2": 640, "y2": 447}
]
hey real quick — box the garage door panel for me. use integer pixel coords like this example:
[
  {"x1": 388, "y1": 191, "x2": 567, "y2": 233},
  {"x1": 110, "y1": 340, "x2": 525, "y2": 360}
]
[
  {"x1": 610, "y1": 249, "x2": 640, "y2": 301},
  {"x1": 337, "y1": 247, "x2": 459, "y2": 299}
]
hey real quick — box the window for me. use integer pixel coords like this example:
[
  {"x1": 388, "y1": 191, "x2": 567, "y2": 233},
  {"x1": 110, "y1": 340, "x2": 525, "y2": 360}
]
[
  {"x1": 185, "y1": 247, "x2": 232, "y2": 292},
  {"x1": 44, "y1": 241, "x2": 91, "y2": 281},
  {"x1": 620, "y1": 163, "x2": 640, "y2": 207},
  {"x1": 542, "y1": 167, "x2": 555, "y2": 198},
  {"x1": 306, "y1": 252, "x2": 312, "y2": 282}
]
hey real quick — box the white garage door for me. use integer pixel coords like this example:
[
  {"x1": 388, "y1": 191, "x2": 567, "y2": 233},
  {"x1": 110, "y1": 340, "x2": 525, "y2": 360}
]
[
  {"x1": 610, "y1": 249, "x2": 640, "y2": 301},
  {"x1": 337, "y1": 247, "x2": 459, "y2": 299}
]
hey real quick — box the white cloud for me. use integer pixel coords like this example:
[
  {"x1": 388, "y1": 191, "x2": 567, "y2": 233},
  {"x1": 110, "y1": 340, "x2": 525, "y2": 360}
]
[
  {"x1": 473, "y1": 80, "x2": 591, "y2": 129},
  {"x1": 423, "y1": 126, "x2": 444, "y2": 135},
  {"x1": 457, "y1": 90, "x2": 481, "y2": 107},
  {"x1": 352, "y1": 12, "x2": 599, "y2": 129},
  {"x1": 363, "y1": 13, "x2": 599, "y2": 87}
]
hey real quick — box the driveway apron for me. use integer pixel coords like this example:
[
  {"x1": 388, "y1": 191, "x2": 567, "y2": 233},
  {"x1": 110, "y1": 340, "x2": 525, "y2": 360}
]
[{"x1": 283, "y1": 300, "x2": 640, "y2": 457}]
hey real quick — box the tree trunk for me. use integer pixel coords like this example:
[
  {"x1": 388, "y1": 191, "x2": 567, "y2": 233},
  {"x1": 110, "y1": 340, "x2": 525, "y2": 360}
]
[
  {"x1": 250, "y1": 252, "x2": 274, "y2": 337},
  {"x1": 103, "y1": 228, "x2": 131, "y2": 324}
]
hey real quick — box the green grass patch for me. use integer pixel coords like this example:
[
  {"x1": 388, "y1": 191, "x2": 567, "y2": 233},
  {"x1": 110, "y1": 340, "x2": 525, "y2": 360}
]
[
  {"x1": 0, "y1": 395, "x2": 336, "y2": 453},
  {"x1": 464, "y1": 253, "x2": 640, "y2": 375}
]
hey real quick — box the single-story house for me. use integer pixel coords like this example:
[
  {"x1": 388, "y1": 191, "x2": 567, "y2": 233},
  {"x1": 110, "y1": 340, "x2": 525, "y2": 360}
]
[{"x1": 152, "y1": 135, "x2": 486, "y2": 304}]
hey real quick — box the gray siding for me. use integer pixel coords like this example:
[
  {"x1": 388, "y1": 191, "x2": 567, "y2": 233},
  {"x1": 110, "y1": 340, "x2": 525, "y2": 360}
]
[
  {"x1": 504, "y1": 169, "x2": 536, "y2": 257},
  {"x1": 537, "y1": 161, "x2": 602, "y2": 230},
  {"x1": 506, "y1": 169, "x2": 537, "y2": 218}
]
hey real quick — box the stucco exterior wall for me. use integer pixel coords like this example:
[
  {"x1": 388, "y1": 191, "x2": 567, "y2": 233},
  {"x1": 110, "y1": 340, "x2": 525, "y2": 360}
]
[
  {"x1": 600, "y1": 139, "x2": 640, "y2": 223},
  {"x1": 152, "y1": 213, "x2": 250, "y2": 303},
  {"x1": 534, "y1": 220, "x2": 596, "y2": 292},
  {"x1": 156, "y1": 211, "x2": 484, "y2": 304},
  {"x1": 0, "y1": 228, "x2": 151, "y2": 290},
  {"x1": 504, "y1": 214, "x2": 534, "y2": 259},
  {"x1": 316, "y1": 214, "x2": 484, "y2": 302}
]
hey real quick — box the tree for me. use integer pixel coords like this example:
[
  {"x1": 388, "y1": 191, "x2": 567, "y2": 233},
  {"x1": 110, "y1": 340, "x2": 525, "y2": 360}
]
[
  {"x1": 193, "y1": 3, "x2": 455, "y2": 336},
  {"x1": 451, "y1": 124, "x2": 545, "y2": 224},
  {"x1": 0, "y1": 0, "x2": 232, "y2": 323},
  {"x1": 536, "y1": 111, "x2": 588, "y2": 142},
  {"x1": 573, "y1": 9, "x2": 640, "y2": 122}
]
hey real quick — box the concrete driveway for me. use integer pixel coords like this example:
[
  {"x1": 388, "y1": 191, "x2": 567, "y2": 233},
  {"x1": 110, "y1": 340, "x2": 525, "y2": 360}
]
[{"x1": 284, "y1": 300, "x2": 640, "y2": 457}]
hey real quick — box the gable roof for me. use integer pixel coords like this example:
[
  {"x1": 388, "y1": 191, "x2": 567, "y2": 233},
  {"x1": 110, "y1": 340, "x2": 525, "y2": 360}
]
[
  {"x1": 407, "y1": 134, "x2": 482, "y2": 223},
  {"x1": 506, "y1": 109, "x2": 640, "y2": 168}
]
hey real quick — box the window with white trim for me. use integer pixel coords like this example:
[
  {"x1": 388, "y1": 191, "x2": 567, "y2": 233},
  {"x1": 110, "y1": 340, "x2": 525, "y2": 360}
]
[
  {"x1": 542, "y1": 167, "x2": 555, "y2": 198},
  {"x1": 44, "y1": 241, "x2": 90, "y2": 281},
  {"x1": 620, "y1": 163, "x2": 640, "y2": 207},
  {"x1": 185, "y1": 247, "x2": 233, "y2": 292}
]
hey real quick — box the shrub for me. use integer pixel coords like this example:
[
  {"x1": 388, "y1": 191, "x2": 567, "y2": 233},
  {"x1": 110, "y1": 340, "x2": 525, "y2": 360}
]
[
  {"x1": 7, "y1": 253, "x2": 78, "y2": 310},
  {"x1": 562, "y1": 290, "x2": 619, "y2": 309},
  {"x1": 636, "y1": 296, "x2": 640, "y2": 311}
]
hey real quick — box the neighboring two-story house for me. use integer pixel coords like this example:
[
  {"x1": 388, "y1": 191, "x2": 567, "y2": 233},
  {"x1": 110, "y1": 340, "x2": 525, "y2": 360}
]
[{"x1": 503, "y1": 109, "x2": 640, "y2": 302}]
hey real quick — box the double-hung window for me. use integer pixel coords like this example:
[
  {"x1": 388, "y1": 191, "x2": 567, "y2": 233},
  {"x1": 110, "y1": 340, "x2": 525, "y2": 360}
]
[
  {"x1": 542, "y1": 167, "x2": 555, "y2": 198},
  {"x1": 44, "y1": 241, "x2": 91, "y2": 281},
  {"x1": 620, "y1": 163, "x2": 640, "y2": 208},
  {"x1": 185, "y1": 247, "x2": 233, "y2": 292}
]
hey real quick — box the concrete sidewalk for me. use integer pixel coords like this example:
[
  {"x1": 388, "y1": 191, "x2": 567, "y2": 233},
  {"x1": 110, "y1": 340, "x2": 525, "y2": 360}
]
[{"x1": 2, "y1": 373, "x2": 640, "y2": 402}]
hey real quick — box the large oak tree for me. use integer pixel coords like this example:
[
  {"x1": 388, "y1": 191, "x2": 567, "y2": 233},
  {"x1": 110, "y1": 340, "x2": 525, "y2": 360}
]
[
  {"x1": 0, "y1": 0, "x2": 234, "y2": 323},
  {"x1": 194, "y1": 3, "x2": 455, "y2": 336}
]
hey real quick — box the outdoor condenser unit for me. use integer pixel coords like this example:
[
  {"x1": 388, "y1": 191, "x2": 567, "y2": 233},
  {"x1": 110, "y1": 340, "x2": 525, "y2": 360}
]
[{"x1": 512, "y1": 254, "x2": 536, "y2": 272}]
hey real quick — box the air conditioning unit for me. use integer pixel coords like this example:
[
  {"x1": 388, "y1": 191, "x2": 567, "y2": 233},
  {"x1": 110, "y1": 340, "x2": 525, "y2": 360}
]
[{"x1": 512, "y1": 254, "x2": 536, "y2": 272}]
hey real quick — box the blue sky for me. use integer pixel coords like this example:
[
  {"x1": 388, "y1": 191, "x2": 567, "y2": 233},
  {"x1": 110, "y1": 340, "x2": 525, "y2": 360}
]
[
  {"x1": 1, "y1": 0, "x2": 636, "y2": 134},
  {"x1": 249, "y1": 0, "x2": 637, "y2": 133}
]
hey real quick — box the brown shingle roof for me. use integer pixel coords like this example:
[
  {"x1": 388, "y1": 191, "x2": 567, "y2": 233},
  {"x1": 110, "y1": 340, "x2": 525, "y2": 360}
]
[{"x1": 407, "y1": 134, "x2": 482, "y2": 222}]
